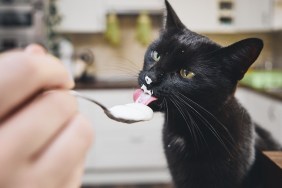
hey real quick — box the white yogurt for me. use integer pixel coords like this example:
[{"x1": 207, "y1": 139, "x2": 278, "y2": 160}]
[{"x1": 109, "y1": 103, "x2": 153, "y2": 122}]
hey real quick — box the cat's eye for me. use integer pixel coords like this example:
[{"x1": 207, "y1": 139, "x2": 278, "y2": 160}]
[
  {"x1": 151, "y1": 51, "x2": 161, "y2": 62},
  {"x1": 180, "y1": 69, "x2": 195, "y2": 79}
]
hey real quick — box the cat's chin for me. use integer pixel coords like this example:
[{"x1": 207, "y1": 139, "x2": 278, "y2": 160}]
[{"x1": 148, "y1": 100, "x2": 164, "y2": 112}]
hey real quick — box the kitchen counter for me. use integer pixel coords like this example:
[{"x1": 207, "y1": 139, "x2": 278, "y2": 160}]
[
  {"x1": 75, "y1": 80, "x2": 138, "y2": 90},
  {"x1": 239, "y1": 84, "x2": 282, "y2": 102},
  {"x1": 239, "y1": 70, "x2": 282, "y2": 101}
]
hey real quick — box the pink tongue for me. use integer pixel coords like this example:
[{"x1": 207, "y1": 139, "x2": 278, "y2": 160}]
[{"x1": 133, "y1": 89, "x2": 157, "y2": 105}]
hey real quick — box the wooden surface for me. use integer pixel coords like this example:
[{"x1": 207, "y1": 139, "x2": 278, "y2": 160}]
[{"x1": 264, "y1": 151, "x2": 282, "y2": 168}]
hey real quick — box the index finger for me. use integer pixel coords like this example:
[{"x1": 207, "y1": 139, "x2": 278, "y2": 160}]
[{"x1": 0, "y1": 51, "x2": 74, "y2": 119}]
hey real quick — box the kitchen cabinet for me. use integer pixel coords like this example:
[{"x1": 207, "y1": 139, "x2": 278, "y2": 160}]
[
  {"x1": 235, "y1": 0, "x2": 272, "y2": 32},
  {"x1": 236, "y1": 88, "x2": 282, "y2": 145},
  {"x1": 55, "y1": 0, "x2": 106, "y2": 33},
  {"x1": 169, "y1": 0, "x2": 273, "y2": 33},
  {"x1": 54, "y1": 0, "x2": 280, "y2": 34},
  {"x1": 106, "y1": 0, "x2": 164, "y2": 14},
  {"x1": 273, "y1": 0, "x2": 282, "y2": 30},
  {"x1": 76, "y1": 89, "x2": 170, "y2": 185},
  {"x1": 169, "y1": 0, "x2": 221, "y2": 33}
]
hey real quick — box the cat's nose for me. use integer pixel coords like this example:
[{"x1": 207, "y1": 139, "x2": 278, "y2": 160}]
[
  {"x1": 142, "y1": 75, "x2": 154, "y2": 91},
  {"x1": 144, "y1": 71, "x2": 164, "y2": 87},
  {"x1": 144, "y1": 74, "x2": 158, "y2": 88},
  {"x1": 145, "y1": 75, "x2": 153, "y2": 85}
]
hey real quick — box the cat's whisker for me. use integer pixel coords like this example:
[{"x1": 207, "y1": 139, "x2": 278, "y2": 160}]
[
  {"x1": 168, "y1": 97, "x2": 200, "y2": 152},
  {"x1": 173, "y1": 93, "x2": 228, "y2": 142},
  {"x1": 172, "y1": 92, "x2": 234, "y2": 157},
  {"x1": 171, "y1": 93, "x2": 212, "y2": 153},
  {"x1": 164, "y1": 98, "x2": 169, "y2": 123},
  {"x1": 112, "y1": 63, "x2": 140, "y2": 73},
  {"x1": 177, "y1": 100, "x2": 209, "y2": 150},
  {"x1": 176, "y1": 100, "x2": 202, "y2": 152},
  {"x1": 101, "y1": 65, "x2": 140, "y2": 78},
  {"x1": 112, "y1": 55, "x2": 143, "y2": 70},
  {"x1": 168, "y1": 98, "x2": 192, "y2": 134},
  {"x1": 100, "y1": 68, "x2": 138, "y2": 80},
  {"x1": 176, "y1": 91, "x2": 235, "y2": 144},
  {"x1": 99, "y1": 56, "x2": 141, "y2": 77},
  {"x1": 175, "y1": 91, "x2": 235, "y2": 147}
]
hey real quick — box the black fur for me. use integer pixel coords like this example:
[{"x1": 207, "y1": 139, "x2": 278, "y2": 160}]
[{"x1": 138, "y1": 1, "x2": 282, "y2": 187}]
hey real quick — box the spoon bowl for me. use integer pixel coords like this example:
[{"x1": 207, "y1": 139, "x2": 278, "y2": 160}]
[{"x1": 70, "y1": 90, "x2": 152, "y2": 124}]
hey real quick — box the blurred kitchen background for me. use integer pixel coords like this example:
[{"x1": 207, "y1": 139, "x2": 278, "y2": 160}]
[{"x1": 1, "y1": 0, "x2": 282, "y2": 187}]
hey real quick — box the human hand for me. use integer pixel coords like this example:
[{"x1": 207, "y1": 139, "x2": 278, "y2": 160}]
[{"x1": 0, "y1": 44, "x2": 93, "y2": 188}]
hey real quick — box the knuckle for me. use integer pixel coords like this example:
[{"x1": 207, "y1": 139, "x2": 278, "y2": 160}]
[
  {"x1": 44, "y1": 55, "x2": 72, "y2": 87},
  {"x1": 3, "y1": 52, "x2": 39, "y2": 77},
  {"x1": 17, "y1": 54, "x2": 39, "y2": 76}
]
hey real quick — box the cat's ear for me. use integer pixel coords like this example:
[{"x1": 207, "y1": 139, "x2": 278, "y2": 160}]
[
  {"x1": 164, "y1": 0, "x2": 185, "y2": 30},
  {"x1": 220, "y1": 38, "x2": 263, "y2": 80}
]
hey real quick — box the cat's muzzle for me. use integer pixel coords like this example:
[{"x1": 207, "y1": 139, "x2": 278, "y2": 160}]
[{"x1": 141, "y1": 84, "x2": 153, "y2": 95}]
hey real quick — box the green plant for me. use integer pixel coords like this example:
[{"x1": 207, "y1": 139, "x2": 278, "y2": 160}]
[
  {"x1": 136, "y1": 12, "x2": 152, "y2": 46},
  {"x1": 105, "y1": 13, "x2": 121, "y2": 46},
  {"x1": 47, "y1": 0, "x2": 61, "y2": 56}
]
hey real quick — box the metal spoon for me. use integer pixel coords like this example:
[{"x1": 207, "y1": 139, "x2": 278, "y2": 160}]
[{"x1": 69, "y1": 90, "x2": 142, "y2": 124}]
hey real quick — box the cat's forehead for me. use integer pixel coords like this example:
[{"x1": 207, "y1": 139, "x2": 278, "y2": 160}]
[{"x1": 152, "y1": 29, "x2": 220, "y2": 55}]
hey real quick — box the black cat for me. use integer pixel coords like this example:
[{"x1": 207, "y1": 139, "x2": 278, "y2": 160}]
[{"x1": 137, "y1": 1, "x2": 282, "y2": 187}]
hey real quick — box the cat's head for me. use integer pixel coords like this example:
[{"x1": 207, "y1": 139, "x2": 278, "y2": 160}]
[{"x1": 137, "y1": 0, "x2": 263, "y2": 111}]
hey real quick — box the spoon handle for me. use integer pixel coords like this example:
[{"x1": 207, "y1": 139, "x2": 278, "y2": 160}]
[
  {"x1": 69, "y1": 90, "x2": 108, "y2": 111},
  {"x1": 69, "y1": 90, "x2": 143, "y2": 124}
]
